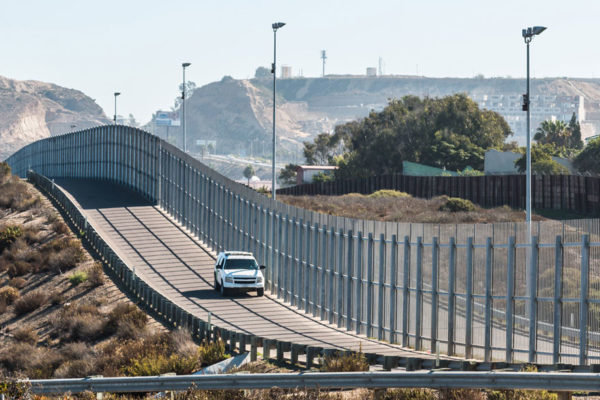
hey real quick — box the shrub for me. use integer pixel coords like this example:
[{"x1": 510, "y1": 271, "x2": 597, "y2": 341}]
[
  {"x1": 0, "y1": 162, "x2": 10, "y2": 185},
  {"x1": 0, "y1": 225, "x2": 22, "y2": 253},
  {"x1": 440, "y1": 197, "x2": 476, "y2": 212},
  {"x1": 53, "y1": 359, "x2": 96, "y2": 378},
  {"x1": 87, "y1": 262, "x2": 105, "y2": 287},
  {"x1": 125, "y1": 353, "x2": 199, "y2": 376},
  {"x1": 54, "y1": 304, "x2": 106, "y2": 342},
  {"x1": 43, "y1": 238, "x2": 85, "y2": 273},
  {"x1": 68, "y1": 271, "x2": 88, "y2": 285},
  {"x1": 12, "y1": 327, "x2": 39, "y2": 345},
  {"x1": 51, "y1": 221, "x2": 70, "y2": 235},
  {"x1": 197, "y1": 338, "x2": 227, "y2": 366},
  {"x1": 105, "y1": 303, "x2": 148, "y2": 337},
  {"x1": 368, "y1": 189, "x2": 411, "y2": 198},
  {"x1": 7, "y1": 277, "x2": 26, "y2": 289},
  {"x1": 0, "y1": 179, "x2": 41, "y2": 211},
  {"x1": 0, "y1": 286, "x2": 20, "y2": 305},
  {"x1": 320, "y1": 347, "x2": 369, "y2": 372},
  {"x1": 7, "y1": 260, "x2": 35, "y2": 277},
  {"x1": 13, "y1": 291, "x2": 48, "y2": 316}
]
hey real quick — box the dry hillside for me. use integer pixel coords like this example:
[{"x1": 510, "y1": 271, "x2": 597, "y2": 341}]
[{"x1": 0, "y1": 76, "x2": 110, "y2": 160}]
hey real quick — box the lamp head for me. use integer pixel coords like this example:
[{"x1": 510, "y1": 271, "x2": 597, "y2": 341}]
[
  {"x1": 272, "y1": 22, "x2": 286, "y2": 31},
  {"x1": 522, "y1": 26, "x2": 547, "y2": 38},
  {"x1": 532, "y1": 26, "x2": 547, "y2": 35},
  {"x1": 182, "y1": 62, "x2": 191, "y2": 68},
  {"x1": 114, "y1": 92, "x2": 121, "y2": 97}
]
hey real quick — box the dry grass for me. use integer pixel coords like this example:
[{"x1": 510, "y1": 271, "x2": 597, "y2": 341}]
[
  {"x1": 87, "y1": 261, "x2": 105, "y2": 287},
  {"x1": 12, "y1": 327, "x2": 39, "y2": 344},
  {"x1": 279, "y1": 194, "x2": 544, "y2": 224},
  {"x1": 0, "y1": 286, "x2": 20, "y2": 305},
  {"x1": 13, "y1": 290, "x2": 48, "y2": 316},
  {"x1": 320, "y1": 347, "x2": 369, "y2": 372},
  {"x1": 7, "y1": 277, "x2": 26, "y2": 289},
  {"x1": 0, "y1": 175, "x2": 42, "y2": 211}
]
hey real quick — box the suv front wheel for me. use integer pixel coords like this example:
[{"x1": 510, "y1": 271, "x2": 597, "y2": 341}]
[
  {"x1": 257, "y1": 288, "x2": 264, "y2": 297},
  {"x1": 220, "y1": 283, "x2": 229, "y2": 296}
]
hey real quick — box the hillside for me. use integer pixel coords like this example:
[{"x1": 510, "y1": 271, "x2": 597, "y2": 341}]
[
  {"x1": 0, "y1": 76, "x2": 110, "y2": 160},
  {"x1": 147, "y1": 76, "x2": 600, "y2": 171}
]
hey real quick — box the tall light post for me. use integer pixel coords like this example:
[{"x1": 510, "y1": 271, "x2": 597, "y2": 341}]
[
  {"x1": 522, "y1": 25, "x2": 546, "y2": 327},
  {"x1": 182, "y1": 62, "x2": 191, "y2": 152},
  {"x1": 271, "y1": 22, "x2": 285, "y2": 200},
  {"x1": 522, "y1": 26, "x2": 546, "y2": 235},
  {"x1": 113, "y1": 92, "x2": 121, "y2": 125}
]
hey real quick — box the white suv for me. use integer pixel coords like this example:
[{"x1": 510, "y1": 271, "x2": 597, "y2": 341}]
[{"x1": 214, "y1": 251, "x2": 265, "y2": 297}]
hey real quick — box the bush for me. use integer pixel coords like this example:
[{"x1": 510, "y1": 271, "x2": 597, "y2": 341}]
[
  {"x1": 368, "y1": 189, "x2": 411, "y2": 198},
  {"x1": 0, "y1": 225, "x2": 22, "y2": 253},
  {"x1": 7, "y1": 277, "x2": 26, "y2": 289},
  {"x1": 320, "y1": 347, "x2": 369, "y2": 372},
  {"x1": 440, "y1": 197, "x2": 476, "y2": 212},
  {"x1": 105, "y1": 303, "x2": 148, "y2": 337},
  {"x1": 53, "y1": 359, "x2": 96, "y2": 378},
  {"x1": 12, "y1": 327, "x2": 38, "y2": 345},
  {"x1": 68, "y1": 271, "x2": 88, "y2": 286},
  {"x1": 43, "y1": 238, "x2": 85, "y2": 273},
  {"x1": 51, "y1": 221, "x2": 70, "y2": 235},
  {"x1": 49, "y1": 291, "x2": 65, "y2": 306},
  {"x1": 0, "y1": 286, "x2": 20, "y2": 305},
  {"x1": 0, "y1": 162, "x2": 10, "y2": 185},
  {"x1": 54, "y1": 304, "x2": 106, "y2": 342},
  {"x1": 197, "y1": 338, "x2": 227, "y2": 366},
  {"x1": 13, "y1": 291, "x2": 48, "y2": 316},
  {"x1": 87, "y1": 262, "x2": 105, "y2": 287},
  {"x1": 125, "y1": 353, "x2": 199, "y2": 376},
  {"x1": 0, "y1": 178, "x2": 41, "y2": 211}
]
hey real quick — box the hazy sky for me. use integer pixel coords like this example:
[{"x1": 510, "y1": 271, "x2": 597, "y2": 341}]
[{"x1": 2, "y1": 0, "x2": 598, "y2": 124}]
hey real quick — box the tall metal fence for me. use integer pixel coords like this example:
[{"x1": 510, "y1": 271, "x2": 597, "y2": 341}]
[
  {"x1": 6, "y1": 125, "x2": 600, "y2": 365},
  {"x1": 277, "y1": 173, "x2": 600, "y2": 216}
]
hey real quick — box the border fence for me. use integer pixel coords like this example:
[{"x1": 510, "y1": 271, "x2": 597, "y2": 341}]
[
  {"x1": 6, "y1": 125, "x2": 600, "y2": 366},
  {"x1": 277, "y1": 173, "x2": 600, "y2": 216}
]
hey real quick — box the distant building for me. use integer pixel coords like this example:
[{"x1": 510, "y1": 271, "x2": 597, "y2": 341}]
[
  {"x1": 281, "y1": 65, "x2": 292, "y2": 79},
  {"x1": 366, "y1": 67, "x2": 377, "y2": 77},
  {"x1": 470, "y1": 94, "x2": 585, "y2": 145},
  {"x1": 296, "y1": 165, "x2": 338, "y2": 184}
]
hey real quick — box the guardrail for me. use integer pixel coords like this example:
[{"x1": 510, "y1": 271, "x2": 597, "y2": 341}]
[
  {"x1": 26, "y1": 371, "x2": 600, "y2": 394},
  {"x1": 7, "y1": 125, "x2": 600, "y2": 365}
]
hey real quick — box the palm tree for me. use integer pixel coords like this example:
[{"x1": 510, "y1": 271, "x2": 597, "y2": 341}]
[{"x1": 534, "y1": 120, "x2": 569, "y2": 147}]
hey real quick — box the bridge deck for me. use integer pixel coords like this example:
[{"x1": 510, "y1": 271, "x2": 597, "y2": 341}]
[{"x1": 55, "y1": 179, "x2": 447, "y2": 358}]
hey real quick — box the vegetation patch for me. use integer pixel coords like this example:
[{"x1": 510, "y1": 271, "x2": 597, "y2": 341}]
[
  {"x1": 13, "y1": 290, "x2": 48, "y2": 316},
  {"x1": 367, "y1": 189, "x2": 411, "y2": 199},
  {"x1": 0, "y1": 287, "x2": 20, "y2": 305},
  {"x1": 320, "y1": 347, "x2": 369, "y2": 372},
  {"x1": 439, "y1": 197, "x2": 476, "y2": 212},
  {"x1": 68, "y1": 271, "x2": 88, "y2": 286}
]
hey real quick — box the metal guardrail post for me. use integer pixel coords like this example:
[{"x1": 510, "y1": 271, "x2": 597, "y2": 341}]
[
  {"x1": 528, "y1": 236, "x2": 539, "y2": 364},
  {"x1": 506, "y1": 236, "x2": 516, "y2": 363},
  {"x1": 553, "y1": 235, "x2": 563, "y2": 365},
  {"x1": 465, "y1": 237, "x2": 474, "y2": 359},
  {"x1": 402, "y1": 236, "x2": 410, "y2": 347},
  {"x1": 484, "y1": 237, "x2": 493, "y2": 363},
  {"x1": 580, "y1": 234, "x2": 590, "y2": 365},
  {"x1": 448, "y1": 237, "x2": 456, "y2": 356},
  {"x1": 415, "y1": 236, "x2": 423, "y2": 351}
]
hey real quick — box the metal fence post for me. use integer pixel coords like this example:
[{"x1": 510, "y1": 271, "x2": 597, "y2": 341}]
[
  {"x1": 553, "y1": 235, "x2": 563, "y2": 365},
  {"x1": 402, "y1": 236, "x2": 410, "y2": 348},
  {"x1": 415, "y1": 236, "x2": 423, "y2": 351},
  {"x1": 346, "y1": 229, "x2": 354, "y2": 331},
  {"x1": 328, "y1": 227, "x2": 335, "y2": 324},
  {"x1": 336, "y1": 228, "x2": 344, "y2": 328},
  {"x1": 465, "y1": 237, "x2": 474, "y2": 359},
  {"x1": 377, "y1": 233, "x2": 385, "y2": 341},
  {"x1": 528, "y1": 235, "x2": 539, "y2": 364},
  {"x1": 431, "y1": 237, "x2": 439, "y2": 354},
  {"x1": 580, "y1": 234, "x2": 590, "y2": 365},
  {"x1": 447, "y1": 237, "x2": 456, "y2": 356},
  {"x1": 484, "y1": 237, "x2": 493, "y2": 363},
  {"x1": 366, "y1": 233, "x2": 374, "y2": 338},
  {"x1": 356, "y1": 231, "x2": 363, "y2": 335},
  {"x1": 506, "y1": 236, "x2": 516, "y2": 363}
]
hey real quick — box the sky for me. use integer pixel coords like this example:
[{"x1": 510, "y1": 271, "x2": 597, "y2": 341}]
[{"x1": 1, "y1": 0, "x2": 598, "y2": 124}]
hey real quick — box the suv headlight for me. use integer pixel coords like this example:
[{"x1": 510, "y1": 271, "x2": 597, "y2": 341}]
[
  {"x1": 225, "y1": 276, "x2": 234, "y2": 283},
  {"x1": 257, "y1": 276, "x2": 263, "y2": 283}
]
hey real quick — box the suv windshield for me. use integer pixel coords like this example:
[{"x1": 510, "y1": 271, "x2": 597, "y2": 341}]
[{"x1": 224, "y1": 259, "x2": 258, "y2": 270}]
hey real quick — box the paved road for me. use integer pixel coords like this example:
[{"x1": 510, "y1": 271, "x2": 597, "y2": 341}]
[{"x1": 55, "y1": 179, "x2": 451, "y2": 359}]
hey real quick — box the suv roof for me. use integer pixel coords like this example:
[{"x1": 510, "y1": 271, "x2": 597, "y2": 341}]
[{"x1": 220, "y1": 251, "x2": 254, "y2": 258}]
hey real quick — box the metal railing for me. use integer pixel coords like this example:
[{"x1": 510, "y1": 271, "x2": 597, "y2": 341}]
[
  {"x1": 26, "y1": 371, "x2": 600, "y2": 394},
  {"x1": 6, "y1": 125, "x2": 600, "y2": 365}
]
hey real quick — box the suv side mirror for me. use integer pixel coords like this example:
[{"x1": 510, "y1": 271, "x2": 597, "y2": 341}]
[{"x1": 259, "y1": 265, "x2": 266, "y2": 270}]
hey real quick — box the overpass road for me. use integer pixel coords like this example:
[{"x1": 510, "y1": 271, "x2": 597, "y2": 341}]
[{"x1": 54, "y1": 178, "x2": 452, "y2": 360}]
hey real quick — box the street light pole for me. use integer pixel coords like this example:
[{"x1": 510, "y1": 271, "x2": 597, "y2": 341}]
[
  {"x1": 182, "y1": 62, "x2": 191, "y2": 152},
  {"x1": 113, "y1": 92, "x2": 121, "y2": 125},
  {"x1": 271, "y1": 22, "x2": 285, "y2": 200}
]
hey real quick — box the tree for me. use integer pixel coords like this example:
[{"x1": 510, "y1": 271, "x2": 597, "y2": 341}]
[
  {"x1": 303, "y1": 132, "x2": 345, "y2": 165},
  {"x1": 278, "y1": 164, "x2": 298, "y2": 185},
  {"x1": 173, "y1": 81, "x2": 197, "y2": 109},
  {"x1": 254, "y1": 66, "x2": 271, "y2": 79},
  {"x1": 514, "y1": 143, "x2": 568, "y2": 174},
  {"x1": 574, "y1": 137, "x2": 600, "y2": 173},
  {"x1": 567, "y1": 112, "x2": 583, "y2": 149},
  {"x1": 243, "y1": 165, "x2": 255, "y2": 185},
  {"x1": 328, "y1": 94, "x2": 511, "y2": 179},
  {"x1": 534, "y1": 120, "x2": 569, "y2": 147}
]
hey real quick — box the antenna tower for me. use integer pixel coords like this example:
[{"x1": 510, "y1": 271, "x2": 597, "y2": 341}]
[{"x1": 321, "y1": 50, "x2": 327, "y2": 77}]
